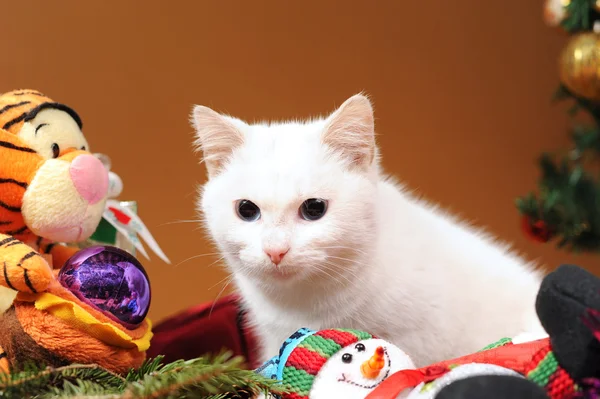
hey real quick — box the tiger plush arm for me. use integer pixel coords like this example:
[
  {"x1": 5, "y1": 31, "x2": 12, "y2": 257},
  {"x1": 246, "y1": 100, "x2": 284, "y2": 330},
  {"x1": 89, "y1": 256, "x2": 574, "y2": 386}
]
[{"x1": 0, "y1": 234, "x2": 52, "y2": 294}]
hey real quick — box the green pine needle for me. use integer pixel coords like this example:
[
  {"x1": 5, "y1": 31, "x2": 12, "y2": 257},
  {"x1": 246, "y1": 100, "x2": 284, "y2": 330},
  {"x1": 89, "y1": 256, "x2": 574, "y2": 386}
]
[{"x1": 0, "y1": 352, "x2": 283, "y2": 399}]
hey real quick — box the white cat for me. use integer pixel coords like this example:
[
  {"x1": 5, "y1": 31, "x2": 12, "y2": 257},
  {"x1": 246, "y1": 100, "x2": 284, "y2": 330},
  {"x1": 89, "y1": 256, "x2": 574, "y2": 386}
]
[{"x1": 191, "y1": 94, "x2": 546, "y2": 368}]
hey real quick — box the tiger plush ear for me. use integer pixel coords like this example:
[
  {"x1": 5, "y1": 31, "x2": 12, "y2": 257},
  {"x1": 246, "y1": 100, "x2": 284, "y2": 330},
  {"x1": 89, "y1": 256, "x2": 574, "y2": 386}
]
[{"x1": 191, "y1": 106, "x2": 246, "y2": 178}]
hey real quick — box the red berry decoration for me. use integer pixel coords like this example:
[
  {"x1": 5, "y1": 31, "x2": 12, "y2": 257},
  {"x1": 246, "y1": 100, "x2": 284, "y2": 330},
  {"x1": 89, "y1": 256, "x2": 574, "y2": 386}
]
[{"x1": 521, "y1": 216, "x2": 555, "y2": 243}]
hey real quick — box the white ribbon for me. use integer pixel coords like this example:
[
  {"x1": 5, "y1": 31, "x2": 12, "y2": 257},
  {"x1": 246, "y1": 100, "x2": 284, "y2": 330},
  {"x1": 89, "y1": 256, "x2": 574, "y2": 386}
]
[{"x1": 94, "y1": 153, "x2": 171, "y2": 264}]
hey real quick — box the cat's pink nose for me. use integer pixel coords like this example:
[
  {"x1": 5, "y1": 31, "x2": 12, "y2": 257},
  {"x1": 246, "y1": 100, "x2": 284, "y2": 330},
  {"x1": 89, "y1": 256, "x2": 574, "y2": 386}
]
[
  {"x1": 265, "y1": 247, "x2": 289, "y2": 266},
  {"x1": 70, "y1": 154, "x2": 109, "y2": 205}
]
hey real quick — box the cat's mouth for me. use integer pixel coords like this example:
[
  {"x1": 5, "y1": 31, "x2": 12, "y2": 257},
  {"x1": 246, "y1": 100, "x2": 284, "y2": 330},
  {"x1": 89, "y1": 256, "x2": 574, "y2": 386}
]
[{"x1": 264, "y1": 265, "x2": 301, "y2": 281}]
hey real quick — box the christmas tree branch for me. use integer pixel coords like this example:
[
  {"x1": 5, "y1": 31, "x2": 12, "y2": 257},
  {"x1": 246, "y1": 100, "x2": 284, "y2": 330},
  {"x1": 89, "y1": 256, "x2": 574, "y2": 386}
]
[
  {"x1": 0, "y1": 352, "x2": 282, "y2": 399},
  {"x1": 562, "y1": 0, "x2": 598, "y2": 33},
  {"x1": 517, "y1": 0, "x2": 600, "y2": 254}
]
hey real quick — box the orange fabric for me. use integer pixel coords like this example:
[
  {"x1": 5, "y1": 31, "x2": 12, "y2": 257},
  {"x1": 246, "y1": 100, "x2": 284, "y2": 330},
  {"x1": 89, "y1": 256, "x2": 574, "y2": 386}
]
[
  {"x1": 43, "y1": 243, "x2": 80, "y2": 270},
  {"x1": 56, "y1": 149, "x2": 87, "y2": 163},
  {"x1": 15, "y1": 302, "x2": 145, "y2": 374}
]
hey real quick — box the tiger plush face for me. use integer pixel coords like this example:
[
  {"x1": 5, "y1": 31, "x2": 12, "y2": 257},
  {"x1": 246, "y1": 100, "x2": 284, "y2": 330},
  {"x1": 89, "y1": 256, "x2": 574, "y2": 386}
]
[{"x1": 0, "y1": 90, "x2": 108, "y2": 243}]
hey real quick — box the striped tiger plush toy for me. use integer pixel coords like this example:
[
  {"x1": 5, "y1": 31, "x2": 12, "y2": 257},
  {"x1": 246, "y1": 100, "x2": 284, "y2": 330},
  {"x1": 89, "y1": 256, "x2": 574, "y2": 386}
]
[
  {"x1": 0, "y1": 90, "x2": 151, "y2": 375},
  {"x1": 0, "y1": 89, "x2": 107, "y2": 301}
]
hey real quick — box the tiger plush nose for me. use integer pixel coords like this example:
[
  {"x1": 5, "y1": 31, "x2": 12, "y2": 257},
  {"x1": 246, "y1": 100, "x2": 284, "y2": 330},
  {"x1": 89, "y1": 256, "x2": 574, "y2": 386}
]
[{"x1": 69, "y1": 154, "x2": 109, "y2": 205}]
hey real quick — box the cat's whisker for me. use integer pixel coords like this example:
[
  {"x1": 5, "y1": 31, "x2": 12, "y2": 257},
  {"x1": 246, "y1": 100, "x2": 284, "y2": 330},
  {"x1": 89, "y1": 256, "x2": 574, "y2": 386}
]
[
  {"x1": 173, "y1": 252, "x2": 233, "y2": 268},
  {"x1": 312, "y1": 265, "x2": 344, "y2": 287},
  {"x1": 321, "y1": 260, "x2": 363, "y2": 285},
  {"x1": 326, "y1": 255, "x2": 366, "y2": 266},
  {"x1": 205, "y1": 255, "x2": 227, "y2": 269},
  {"x1": 314, "y1": 262, "x2": 353, "y2": 287},
  {"x1": 208, "y1": 274, "x2": 234, "y2": 291},
  {"x1": 318, "y1": 245, "x2": 368, "y2": 256},
  {"x1": 209, "y1": 276, "x2": 234, "y2": 319},
  {"x1": 158, "y1": 219, "x2": 202, "y2": 227}
]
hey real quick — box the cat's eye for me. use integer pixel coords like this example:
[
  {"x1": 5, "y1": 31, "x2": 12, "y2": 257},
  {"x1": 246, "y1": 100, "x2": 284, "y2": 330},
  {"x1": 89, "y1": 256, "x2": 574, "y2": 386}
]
[
  {"x1": 51, "y1": 143, "x2": 60, "y2": 158},
  {"x1": 342, "y1": 353, "x2": 353, "y2": 363},
  {"x1": 236, "y1": 200, "x2": 261, "y2": 222},
  {"x1": 299, "y1": 198, "x2": 328, "y2": 221},
  {"x1": 355, "y1": 343, "x2": 365, "y2": 352}
]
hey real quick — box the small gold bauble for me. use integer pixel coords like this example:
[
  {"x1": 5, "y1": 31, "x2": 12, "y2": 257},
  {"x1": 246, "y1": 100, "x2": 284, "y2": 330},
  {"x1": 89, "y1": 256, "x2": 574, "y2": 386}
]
[
  {"x1": 559, "y1": 32, "x2": 600, "y2": 101},
  {"x1": 544, "y1": 0, "x2": 570, "y2": 27}
]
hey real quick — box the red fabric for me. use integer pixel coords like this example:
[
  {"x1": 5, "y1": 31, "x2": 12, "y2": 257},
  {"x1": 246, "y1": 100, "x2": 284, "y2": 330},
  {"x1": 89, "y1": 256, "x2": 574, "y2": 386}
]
[
  {"x1": 147, "y1": 294, "x2": 260, "y2": 369},
  {"x1": 365, "y1": 338, "x2": 550, "y2": 399}
]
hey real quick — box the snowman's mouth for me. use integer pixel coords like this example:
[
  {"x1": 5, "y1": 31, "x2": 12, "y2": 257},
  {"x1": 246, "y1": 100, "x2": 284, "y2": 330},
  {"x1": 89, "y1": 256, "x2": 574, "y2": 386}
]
[{"x1": 337, "y1": 348, "x2": 391, "y2": 389}]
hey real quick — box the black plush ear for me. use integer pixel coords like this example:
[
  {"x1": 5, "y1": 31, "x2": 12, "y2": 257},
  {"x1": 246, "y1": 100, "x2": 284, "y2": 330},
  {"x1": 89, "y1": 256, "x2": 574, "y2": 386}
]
[
  {"x1": 191, "y1": 105, "x2": 245, "y2": 178},
  {"x1": 535, "y1": 264, "x2": 600, "y2": 380},
  {"x1": 322, "y1": 94, "x2": 375, "y2": 170},
  {"x1": 435, "y1": 375, "x2": 549, "y2": 399}
]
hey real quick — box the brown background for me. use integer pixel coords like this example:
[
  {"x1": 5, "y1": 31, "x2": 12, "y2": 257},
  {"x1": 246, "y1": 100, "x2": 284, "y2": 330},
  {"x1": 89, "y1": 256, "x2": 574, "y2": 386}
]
[{"x1": 2, "y1": 1, "x2": 596, "y2": 322}]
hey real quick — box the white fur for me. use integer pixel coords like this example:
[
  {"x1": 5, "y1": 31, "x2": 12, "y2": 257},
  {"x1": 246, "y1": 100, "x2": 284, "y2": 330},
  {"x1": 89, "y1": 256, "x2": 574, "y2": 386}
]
[{"x1": 192, "y1": 94, "x2": 545, "y2": 368}]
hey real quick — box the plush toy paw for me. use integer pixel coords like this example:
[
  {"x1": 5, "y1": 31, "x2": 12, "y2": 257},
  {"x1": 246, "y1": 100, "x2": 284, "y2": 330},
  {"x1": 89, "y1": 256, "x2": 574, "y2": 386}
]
[
  {"x1": 535, "y1": 264, "x2": 600, "y2": 380},
  {"x1": 0, "y1": 236, "x2": 52, "y2": 294},
  {"x1": 434, "y1": 375, "x2": 549, "y2": 399}
]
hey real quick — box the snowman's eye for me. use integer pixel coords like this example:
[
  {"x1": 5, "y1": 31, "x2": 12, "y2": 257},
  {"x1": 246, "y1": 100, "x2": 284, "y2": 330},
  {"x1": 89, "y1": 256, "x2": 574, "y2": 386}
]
[
  {"x1": 342, "y1": 353, "x2": 353, "y2": 363},
  {"x1": 355, "y1": 343, "x2": 365, "y2": 352}
]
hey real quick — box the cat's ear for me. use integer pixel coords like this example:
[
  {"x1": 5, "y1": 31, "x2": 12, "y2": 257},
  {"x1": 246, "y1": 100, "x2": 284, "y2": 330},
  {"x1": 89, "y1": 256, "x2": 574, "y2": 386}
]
[
  {"x1": 191, "y1": 105, "x2": 245, "y2": 178},
  {"x1": 322, "y1": 93, "x2": 375, "y2": 169}
]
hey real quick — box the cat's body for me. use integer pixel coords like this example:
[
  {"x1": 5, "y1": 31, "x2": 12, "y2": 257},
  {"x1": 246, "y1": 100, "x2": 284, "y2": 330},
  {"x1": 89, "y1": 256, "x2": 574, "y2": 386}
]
[{"x1": 192, "y1": 94, "x2": 545, "y2": 368}]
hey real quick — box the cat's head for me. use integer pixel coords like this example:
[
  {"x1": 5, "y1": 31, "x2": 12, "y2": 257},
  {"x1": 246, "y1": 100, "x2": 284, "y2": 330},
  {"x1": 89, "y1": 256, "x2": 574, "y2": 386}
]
[{"x1": 192, "y1": 94, "x2": 379, "y2": 289}]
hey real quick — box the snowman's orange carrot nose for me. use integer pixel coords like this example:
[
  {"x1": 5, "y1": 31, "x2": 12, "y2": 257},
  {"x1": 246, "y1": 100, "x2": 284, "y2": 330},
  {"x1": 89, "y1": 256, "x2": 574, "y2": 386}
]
[{"x1": 361, "y1": 346, "x2": 385, "y2": 379}]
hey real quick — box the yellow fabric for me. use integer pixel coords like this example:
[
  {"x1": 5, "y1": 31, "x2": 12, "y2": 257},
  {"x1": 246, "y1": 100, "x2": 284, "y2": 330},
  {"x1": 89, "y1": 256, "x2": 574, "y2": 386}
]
[{"x1": 16, "y1": 292, "x2": 152, "y2": 351}]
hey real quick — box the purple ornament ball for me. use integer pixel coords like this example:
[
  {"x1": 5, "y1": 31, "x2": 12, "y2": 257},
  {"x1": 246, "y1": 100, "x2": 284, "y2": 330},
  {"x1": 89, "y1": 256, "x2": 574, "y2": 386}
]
[{"x1": 58, "y1": 245, "x2": 151, "y2": 329}]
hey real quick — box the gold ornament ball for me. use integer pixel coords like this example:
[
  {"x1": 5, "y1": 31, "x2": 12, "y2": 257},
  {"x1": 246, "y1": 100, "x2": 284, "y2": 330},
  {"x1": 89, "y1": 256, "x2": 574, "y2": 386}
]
[{"x1": 559, "y1": 32, "x2": 600, "y2": 101}]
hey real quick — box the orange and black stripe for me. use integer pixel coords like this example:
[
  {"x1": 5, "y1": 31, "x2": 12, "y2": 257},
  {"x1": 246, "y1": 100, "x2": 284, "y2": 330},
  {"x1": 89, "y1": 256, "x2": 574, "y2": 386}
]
[
  {"x1": 0, "y1": 200, "x2": 19, "y2": 213},
  {"x1": 10, "y1": 90, "x2": 45, "y2": 96},
  {"x1": 0, "y1": 90, "x2": 56, "y2": 134},
  {"x1": 1, "y1": 250, "x2": 42, "y2": 293},
  {"x1": 0, "y1": 237, "x2": 17, "y2": 247},
  {"x1": 0, "y1": 238, "x2": 36, "y2": 293},
  {"x1": 0, "y1": 141, "x2": 36, "y2": 153},
  {"x1": 1, "y1": 101, "x2": 82, "y2": 132},
  {"x1": 18, "y1": 251, "x2": 41, "y2": 293},
  {"x1": 5, "y1": 227, "x2": 27, "y2": 236},
  {"x1": 0, "y1": 178, "x2": 27, "y2": 189},
  {"x1": 3, "y1": 262, "x2": 16, "y2": 291},
  {"x1": 0, "y1": 101, "x2": 30, "y2": 115}
]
